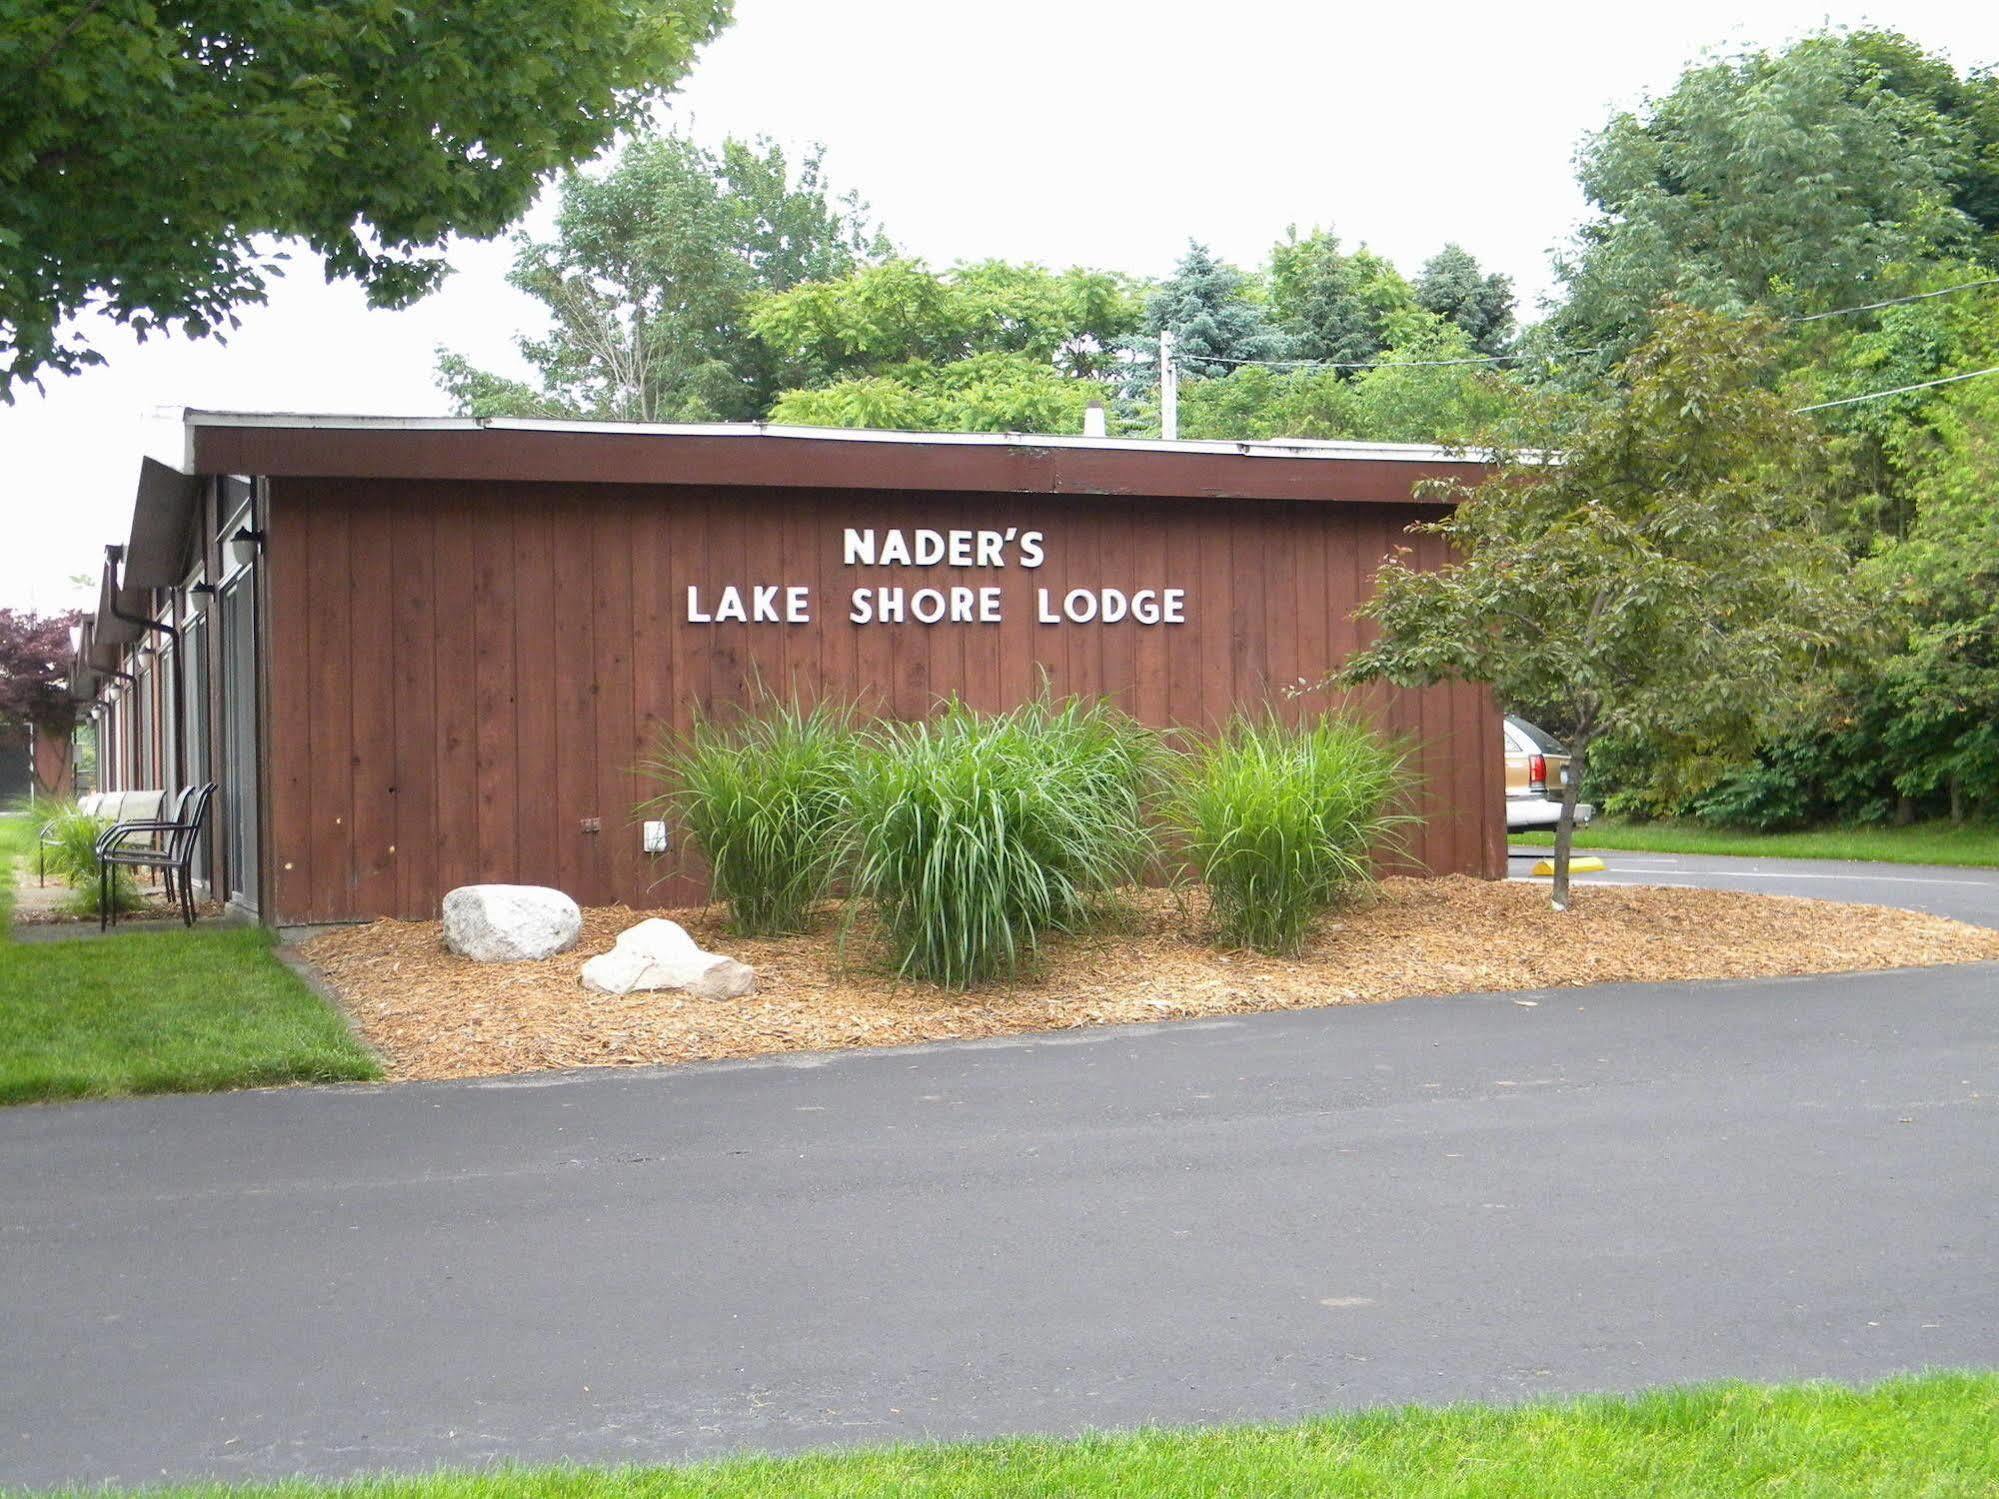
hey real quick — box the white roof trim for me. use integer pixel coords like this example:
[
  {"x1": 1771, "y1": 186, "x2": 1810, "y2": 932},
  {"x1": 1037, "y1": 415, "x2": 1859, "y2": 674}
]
[{"x1": 179, "y1": 410, "x2": 1498, "y2": 465}]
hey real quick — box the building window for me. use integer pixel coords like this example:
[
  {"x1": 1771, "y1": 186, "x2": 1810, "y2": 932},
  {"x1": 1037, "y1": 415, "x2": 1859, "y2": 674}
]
[{"x1": 134, "y1": 666, "x2": 154, "y2": 788}]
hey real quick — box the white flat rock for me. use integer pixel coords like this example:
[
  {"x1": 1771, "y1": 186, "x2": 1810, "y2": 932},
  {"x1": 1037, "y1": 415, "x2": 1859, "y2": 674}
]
[{"x1": 580, "y1": 917, "x2": 757, "y2": 999}]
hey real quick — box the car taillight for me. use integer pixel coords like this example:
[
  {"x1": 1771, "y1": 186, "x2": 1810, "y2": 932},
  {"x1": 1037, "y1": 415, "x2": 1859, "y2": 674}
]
[{"x1": 1528, "y1": 753, "x2": 1547, "y2": 792}]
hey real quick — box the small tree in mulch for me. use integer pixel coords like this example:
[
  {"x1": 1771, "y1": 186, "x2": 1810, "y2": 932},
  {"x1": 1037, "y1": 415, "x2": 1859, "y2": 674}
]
[{"x1": 1341, "y1": 304, "x2": 1862, "y2": 910}]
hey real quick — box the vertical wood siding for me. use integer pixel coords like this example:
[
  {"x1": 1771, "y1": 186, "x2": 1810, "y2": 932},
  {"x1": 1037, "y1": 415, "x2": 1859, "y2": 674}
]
[{"x1": 264, "y1": 479, "x2": 1504, "y2": 923}]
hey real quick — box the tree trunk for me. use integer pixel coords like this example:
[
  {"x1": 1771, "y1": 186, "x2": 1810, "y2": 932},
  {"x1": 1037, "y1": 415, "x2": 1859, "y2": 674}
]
[
  {"x1": 1896, "y1": 794, "x2": 1917, "y2": 827},
  {"x1": 1948, "y1": 775, "x2": 1964, "y2": 826},
  {"x1": 1551, "y1": 735, "x2": 1589, "y2": 914},
  {"x1": 31, "y1": 720, "x2": 74, "y2": 801}
]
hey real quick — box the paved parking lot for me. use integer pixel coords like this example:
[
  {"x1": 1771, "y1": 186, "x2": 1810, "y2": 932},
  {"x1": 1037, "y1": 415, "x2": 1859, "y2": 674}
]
[{"x1": 4, "y1": 932, "x2": 1994, "y2": 1487}]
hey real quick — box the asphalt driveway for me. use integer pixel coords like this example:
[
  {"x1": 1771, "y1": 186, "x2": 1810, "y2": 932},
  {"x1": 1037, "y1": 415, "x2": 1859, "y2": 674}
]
[
  {"x1": 1510, "y1": 846, "x2": 1999, "y2": 929},
  {"x1": 3, "y1": 949, "x2": 1995, "y2": 1488}
]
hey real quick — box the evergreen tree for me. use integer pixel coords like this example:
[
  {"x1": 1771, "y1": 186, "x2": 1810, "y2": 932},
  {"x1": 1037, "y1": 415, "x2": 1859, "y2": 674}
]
[
  {"x1": 1143, "y1": 242, "x2": 1291, "y2": 379},
  {"x1": 1414, "y1": 244, "x2": 1515, "y2": 358},
  {"x1": 1269, "y1": 228, "x2": 1418, "y2": 367}
]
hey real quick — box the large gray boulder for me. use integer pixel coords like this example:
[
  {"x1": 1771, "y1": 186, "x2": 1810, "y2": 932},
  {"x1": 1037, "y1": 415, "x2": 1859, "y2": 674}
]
[
  {"x1": 442, "y1": 884, "x2": 582, "y2": 962},
  {"x1": 580, "y1": 918, "x2": 757, "y2": 999}
]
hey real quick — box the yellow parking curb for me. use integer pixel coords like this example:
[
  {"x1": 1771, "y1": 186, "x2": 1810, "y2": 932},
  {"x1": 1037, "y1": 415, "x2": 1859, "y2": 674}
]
[{"x1": 1531, "y1": 856, "x2": 1607, "y2": 876}]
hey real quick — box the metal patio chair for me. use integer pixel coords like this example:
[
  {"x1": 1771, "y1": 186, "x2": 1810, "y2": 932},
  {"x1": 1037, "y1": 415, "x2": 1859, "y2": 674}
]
[{"x1": 94, "y1": 782, "x2": 217, "y2": 930}]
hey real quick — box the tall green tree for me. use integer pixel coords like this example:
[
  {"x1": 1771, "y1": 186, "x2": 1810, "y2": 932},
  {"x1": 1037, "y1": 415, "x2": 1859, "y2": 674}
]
[
  {"x1": 1414, "y1": 244, "x2": 1515, "y2": 358},
  {"x1": 1269, "y1": 228, "x2": 1419, "y2": 366},
  {"x1": 1869, "y1": 356, "x2": 1999, "y2": 820},
  {"x1": 1343, "y1": 306, "x2": 1860, "y2": 907},
  {"x1": 1844, "y1": 30, "x2": 1999, "y2": 244},
  {"x1": 1173, "y1": 232, "x2": 1527, "y2": 442},
  {"x1": 1531, "y1": 29, "x2": 1999, "y2": 828},
  {"x1": 2, "y1": 0, "x2": 732, "y2": 397},
  {"x1": 749, "y1": 258, "x2": 1141, "y2": 433},
  {"x1": 766, "y1": 351, "x2": 1103, "y2": 435},
  {"x1": 751, "y1": 259, "x2": 1139, "y2": 385},
  {"x1": 1178, "y1": 317, "x2": 1528, "y2": 445},
  {"x1": 438, "y1": 132, "x2": 882, "y2": 422},
  {"x1": 1143, "y1": 241, "x2": 1290, "y2": 378},
  {"x1": 1549, "y1": 30, "x2": 1982, "y2": 361}
]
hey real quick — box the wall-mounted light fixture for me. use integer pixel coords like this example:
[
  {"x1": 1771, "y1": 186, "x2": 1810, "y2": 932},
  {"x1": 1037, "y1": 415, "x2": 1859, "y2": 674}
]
[
  {"x1": 230, "y1": 526, "x2": 265, "y2": 567},
  {"x1": 187, "y1": 580, "x2": 215, "y2": 617}
]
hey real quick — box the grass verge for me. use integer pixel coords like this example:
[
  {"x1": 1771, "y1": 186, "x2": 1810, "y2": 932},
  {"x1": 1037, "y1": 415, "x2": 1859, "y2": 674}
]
[
  {"x1": 0, "y1": 814, "x2": 380, "y2": 1105},
  {"x1": 14, "y1": 1374, "x2": 1995, "y2": 1497},
  {"x1": 1514, "y1": 816, "x2": 1999, "y2": 868},
  {"x1": 0, "y1": 813, "x2": 25, "y2": 925}
]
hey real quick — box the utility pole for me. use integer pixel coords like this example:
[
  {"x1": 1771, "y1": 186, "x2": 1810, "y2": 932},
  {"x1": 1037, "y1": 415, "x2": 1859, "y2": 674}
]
[{"x1": 1159, "y1": 330, "x2": 1179, "y2": 441}]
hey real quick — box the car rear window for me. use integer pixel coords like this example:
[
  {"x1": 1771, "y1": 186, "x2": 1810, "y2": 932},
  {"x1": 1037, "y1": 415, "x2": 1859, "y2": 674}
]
[{"x1": 1505, "y1": 716, "x2": 1569, "y2": 754}]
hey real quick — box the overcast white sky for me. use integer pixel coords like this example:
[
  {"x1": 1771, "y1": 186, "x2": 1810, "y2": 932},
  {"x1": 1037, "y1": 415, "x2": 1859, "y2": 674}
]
[{"x1": 5, "y1": 0, "x2": 1996, "y2": 612}]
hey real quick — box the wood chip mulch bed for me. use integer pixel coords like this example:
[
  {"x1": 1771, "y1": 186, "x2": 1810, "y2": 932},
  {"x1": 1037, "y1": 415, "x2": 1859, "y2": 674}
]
[{"x1": 299, "y1": 877, "x2": 1999, "y2": 1083}]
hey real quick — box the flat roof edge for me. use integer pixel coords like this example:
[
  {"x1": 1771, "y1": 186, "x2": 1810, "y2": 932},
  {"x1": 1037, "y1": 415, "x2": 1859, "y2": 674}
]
[{"x1": 179, "y1": 410, "x2": 1497, "y2": 465}]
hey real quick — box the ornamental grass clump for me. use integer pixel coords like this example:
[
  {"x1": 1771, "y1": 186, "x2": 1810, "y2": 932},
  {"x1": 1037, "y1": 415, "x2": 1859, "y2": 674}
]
[
  {"x1": 842, "y1": 694, "x2": 1164, "y2": 989},
  {"x1": 39, "y1": 803, "x2": 144, "y2": 917},
  {"x1": 642, "y1": 697, "x2": 857, "y2": 936},
  {"x1": 1174, "y1": 713, "x2": 1407, "y2": 955}
]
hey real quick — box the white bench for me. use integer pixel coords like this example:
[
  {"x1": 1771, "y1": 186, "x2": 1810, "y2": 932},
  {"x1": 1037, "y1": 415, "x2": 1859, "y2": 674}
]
[{"x1": 77, "y1": 790, "x2": 168, "y2": 823}]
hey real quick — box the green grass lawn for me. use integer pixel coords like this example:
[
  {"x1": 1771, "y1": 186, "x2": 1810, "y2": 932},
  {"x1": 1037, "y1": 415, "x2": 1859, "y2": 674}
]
[
  {"x1": 0, "y1": 810, "x2": 31, "y2": 923},
  {"x1": 14, "y1": 1374, "x2": 1993, "y2": 1497},
  {"x1": 1514, "y1": 816, "x2": 1999, "y2": 868},
  {"x1": 0, "y1": 814, "x2": 380, "y2": 1105}
]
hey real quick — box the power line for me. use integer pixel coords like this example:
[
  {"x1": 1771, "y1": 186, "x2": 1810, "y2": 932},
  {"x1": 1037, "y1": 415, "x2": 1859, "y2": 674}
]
[
  {"x1": 1795, "y1": 362, "x2": 1999, "y2": 412},
  {"x1": 1793, "y1": 276, "x2": 1999, "y2": 323},
  {"x1": 1187, "y1": 346, "x2": 1598, "y2": 372}
]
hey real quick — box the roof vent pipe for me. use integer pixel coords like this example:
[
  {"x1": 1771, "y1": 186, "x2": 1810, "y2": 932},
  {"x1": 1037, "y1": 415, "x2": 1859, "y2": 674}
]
[{"x1": 1082, "y1": 402, "x2": 1106, "y2": 439}]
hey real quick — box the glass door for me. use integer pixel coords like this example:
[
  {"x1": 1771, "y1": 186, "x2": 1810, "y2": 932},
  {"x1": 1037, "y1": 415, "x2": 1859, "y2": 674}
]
[
  {"x1": 218, "y1": 571, "x2": 259, "y2": 911},
  {"x1": 181, "y1": 610, "x2": 210, "y2": 896}
]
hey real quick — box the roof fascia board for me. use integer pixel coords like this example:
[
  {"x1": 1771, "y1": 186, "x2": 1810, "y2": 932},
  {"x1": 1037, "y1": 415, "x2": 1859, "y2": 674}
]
[
  {"x1": 185, "y1": 418, "x2": 1495, "y2": 505},
  {"x1": 180, "y1": 409, "x2": 1484, "y2": 464}
]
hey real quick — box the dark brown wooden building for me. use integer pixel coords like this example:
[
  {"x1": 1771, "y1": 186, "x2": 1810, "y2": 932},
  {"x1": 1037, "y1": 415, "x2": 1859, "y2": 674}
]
[{"x1": 76, "y1": 414, "x2": 1505, "y2": 925}]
